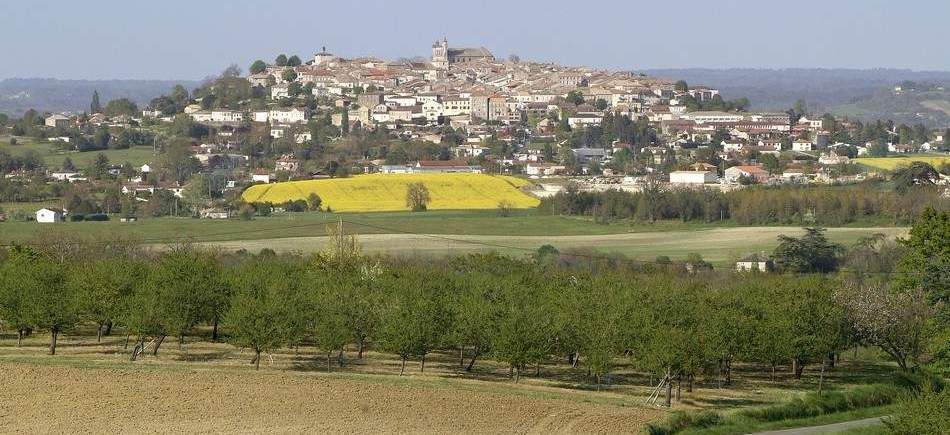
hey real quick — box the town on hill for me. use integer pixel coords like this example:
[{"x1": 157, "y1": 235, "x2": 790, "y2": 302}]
[
  {"x1": 1, "y1": 33, "x2": 950, "y2": 435},
  {"x1": 0, "y1": 37, "x2": 947, "y2": 225}
]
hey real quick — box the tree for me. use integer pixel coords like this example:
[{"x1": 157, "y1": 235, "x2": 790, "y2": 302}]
[
  {"x1": 287, "y1": 55, "x2": 302, "y2": 67},
  {"x1": 405, "y1": 182, "x2": 431, "y2": 212},
  {"x1": 377, "y1": 268, "x2": 451, "y2": 374},
  {"x1": 281, "y1": 68, "x2": 298, "y2": 83},
  {"x1": 249, "y1": 60, "x2": 267, "y2": 75},
  {"x1": 447, "y1": 274, "x2": 500, "y2": 371},
  {"x1": 151, "y1": 247, "x2": 224, "y2": 354},
  {"x1": 892, "y1": 162, "x2": 939, "y2": 192},
  {"x1": 225, "y1": 258, "x2": 308, "y2": 369},
  {"x1": 61, "y1": 157, "x2": 75, "y2": 172},
  {"x1": 0, "y1": 251, "x2": 35, "y2": 346},
  {"x1": 894, "y1": 207, "x2": 950, "y2": 325},
  {"x1": 566, "y1": 90, "x2": 584, "y2": 106},
  {"x1": 70, "y1": 258, "x2": 141, "y2": 342},
  {"x1": 773, "y1": 227, "x2": 843, "y2": 273},
  {"x1": 307, "y1": 193, "x2": 322, "y2": 211},
  {"x1": 104, "y1": 98, "x2": 139, "y2": 117},
  {"x1": 674, "y1": 80, "x2": 688, "y2": 92},
  {"x1": 308, "y1": 269, "x2": 352, "y2": 371},
  {"x1": 835, "y1": 283, "x2": 934, "y2": 371},
  {"x1": 22, "y1": 255, "x2": 75, "y2": 355},
  {"x1": 275, "y1": 54, "x2": 288, "y2": 67},
  {"x1": 760, "y1": 153, "x2": 783, "y2": 176},
  {"x1": 90, "y1": 90, "x2": 102, "y2": 114}
]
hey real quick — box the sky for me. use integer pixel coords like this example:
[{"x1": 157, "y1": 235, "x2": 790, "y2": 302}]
[{"x1": 2, "y1": 0, "x2": 949, "y2": 80}]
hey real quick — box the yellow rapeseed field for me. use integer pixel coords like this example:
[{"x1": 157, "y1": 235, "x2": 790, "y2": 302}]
[
  {"x1": 242, "y1": 173, "x2": 540, "y2": 212},
  {"x1": 855, "y1": 156, "x2": 950, "y2": 171}
]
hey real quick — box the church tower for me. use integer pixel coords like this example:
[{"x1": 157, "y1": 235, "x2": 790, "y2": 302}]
[{"x1": 431, "y1": 37, "x2": 449, "y2": 69}]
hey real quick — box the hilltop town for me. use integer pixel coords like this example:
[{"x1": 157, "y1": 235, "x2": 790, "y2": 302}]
[{"x1": 0, "y1": 38, "x2": 948, "y2": 221}]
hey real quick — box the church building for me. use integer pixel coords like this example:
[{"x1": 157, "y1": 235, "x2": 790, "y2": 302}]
[{"x1": 431, "y1": 37, "x2": 494, "y2": 69}]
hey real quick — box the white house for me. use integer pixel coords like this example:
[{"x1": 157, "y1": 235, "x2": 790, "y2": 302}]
[
  {"x1": 269, "y1": 108, "x2": 308, "y2": 124},
  {"x1": 792, "y1": 140, "x2": 813, "y2": 152},
  {"x1": 567, "y1": 113, "x2": 604, "y2": 129},
  {"x1": 681, "y1": 111, "x2": 744, "y2": 124},
  {"x1": 45, "y1": 114, "x2": 70, "y2": 128},
  {"x1": 670, "y1": 170, "x2": 719, "y2": 185},
  {"x1": 36, "y1": 208, "x2": 65, "y2": 223},
  {"x1": 251, "y1": 169, "x2": 271, "y2": 184},
  {"x1": 525, "y1": 163, "x2": 566, "y2": 176},
  {"x1": 210, "y1": 110, "x2": 244, "y2": 123},
  {"x1": 736, "y1": 254, "x2": 774, "y2": 272}
]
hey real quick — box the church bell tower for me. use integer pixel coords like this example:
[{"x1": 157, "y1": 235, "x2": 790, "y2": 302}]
[{"x1": 431, "y1": 37, "x2": 449, "y2": 69}]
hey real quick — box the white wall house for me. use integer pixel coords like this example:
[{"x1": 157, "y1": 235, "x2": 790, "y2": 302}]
[
  {"x1": 269, "y1": 108, "x2": 308, "y2": 124},
  {"x1": 670, "y1": 170, "x2": 719, "y2": 185},
  {"x1": 36, "y1": 208, "x2": 65, "y2": 223},
  {"x1": 792, "y1": 140, "x2": 813, "y2": 152},
  {"x1": 210, "y1": 110, "x2": 244, "y2": 123}
]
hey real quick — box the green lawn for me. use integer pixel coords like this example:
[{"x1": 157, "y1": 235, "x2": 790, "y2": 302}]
[
  {"x1": 0, "y1": 209, "x2": 908, "y2": 266},
  {"x1": 0, "y1": 135, "x2": 157, "y2": 168}
]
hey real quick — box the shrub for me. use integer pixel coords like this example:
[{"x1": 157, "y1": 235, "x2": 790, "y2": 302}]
[
  {"x1": 85, "y1": 213, "x2": 109, "y2": 221},
  {"x1": 647, "y1": 410, "x2": 722, "y2": 435},
  {"x1": 884, "y1": 387, "x2": 950, "y2": 434},
  {"x1": 69, "y1": 214, "x2": 85, "y2": 222},
  {"x1": 741, "y1": 384, "x2": 902, "y2": 422}
]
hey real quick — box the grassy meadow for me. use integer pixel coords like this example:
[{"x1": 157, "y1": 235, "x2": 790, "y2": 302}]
[
  {"x1": 0, "y1": 135, "x2": 157, "y2": 168},
  {"x1": 0, "y1": 209, "x2": 907, "y2": 266},
  {"x1": 241, "y1": 173, "x2": 540, "y2": 212}
]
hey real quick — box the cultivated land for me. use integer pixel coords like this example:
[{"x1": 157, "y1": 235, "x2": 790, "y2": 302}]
[
  {"x1": 0, "y1": 210, "x2": 907, "y2": 265},
  {"x1": 0, "y1": 333, "x2": 895, "y2": 434},
  {"x1": 854, "y1": 155, "x2": 950, "y2": 171},
  {"x1": 242, "y1": 173, "x2": 540, "y2": 212}
]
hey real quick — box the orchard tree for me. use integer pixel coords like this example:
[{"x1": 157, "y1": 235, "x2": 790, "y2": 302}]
[
  {"x1": 151, "y1": 246, "x2": 224, "y2": 353},
  {"x1": 376, "y1": 268, "x2": 451, "y2": 374},
  {"x1": 225, "y1": 258, "x2": 308, "y2": 369},
  {"x1": 22, "y1": 255, "x2": 75, "y2": 355},
  {"x1": 0, "y1": 251, "x2": 35, "y2": 346},
  {"x1": 69, "y1": 258, "x2": 142, "y2": 342}
]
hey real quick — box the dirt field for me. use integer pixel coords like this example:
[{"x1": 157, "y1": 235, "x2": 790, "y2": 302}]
[{"x1": 0, "y1": 362, "x2": 662, "y2": 434}]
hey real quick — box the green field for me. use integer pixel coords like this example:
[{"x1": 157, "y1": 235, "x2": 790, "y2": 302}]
[
  {"x1": 0, "y1": 210, "x2": 907, "y2": 265},
  {"x1": 0, "y1": 135, "x2": 156, "y2": 168}
]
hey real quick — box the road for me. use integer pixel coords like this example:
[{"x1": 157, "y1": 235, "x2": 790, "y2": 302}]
[{"x1": 753, "y1": 416, "x2": 886, "y2": 435}]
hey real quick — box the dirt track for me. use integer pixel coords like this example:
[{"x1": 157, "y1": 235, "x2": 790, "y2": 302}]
[{"x1": 0, "y1": 363, "x2": 662, "y2": 434}]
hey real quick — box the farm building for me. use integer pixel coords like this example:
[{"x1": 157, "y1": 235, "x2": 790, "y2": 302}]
[
  {"x1": 36, "y1": 208, "x2": 65, "y2": 223},
  {"x1": 670, "y1": 170, "x2": 718, "y2": 185}
]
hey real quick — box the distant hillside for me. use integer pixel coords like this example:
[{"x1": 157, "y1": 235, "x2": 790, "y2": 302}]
[
  {"x1": 641, "y1": 68, "x2": 950, "y2": 115},
  {"x1": 829, "y1": 87, "x2": 950, "y2": 128},
  {"x1": 0, "y1": 78, "x2": 200, "y2": 116}
]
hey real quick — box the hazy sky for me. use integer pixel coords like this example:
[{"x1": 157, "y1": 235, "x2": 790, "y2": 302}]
[{"x1": 2, "y1": 0, "x2": 948, "y2": 80}]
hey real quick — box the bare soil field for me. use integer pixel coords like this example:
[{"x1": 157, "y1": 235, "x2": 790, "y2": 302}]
[
  {"x1": 0, "y1": 329, "x2": 891, "y2": 434},
  {"x1": 0, "y1": 362, "x2": 663, "y2": 434}
]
